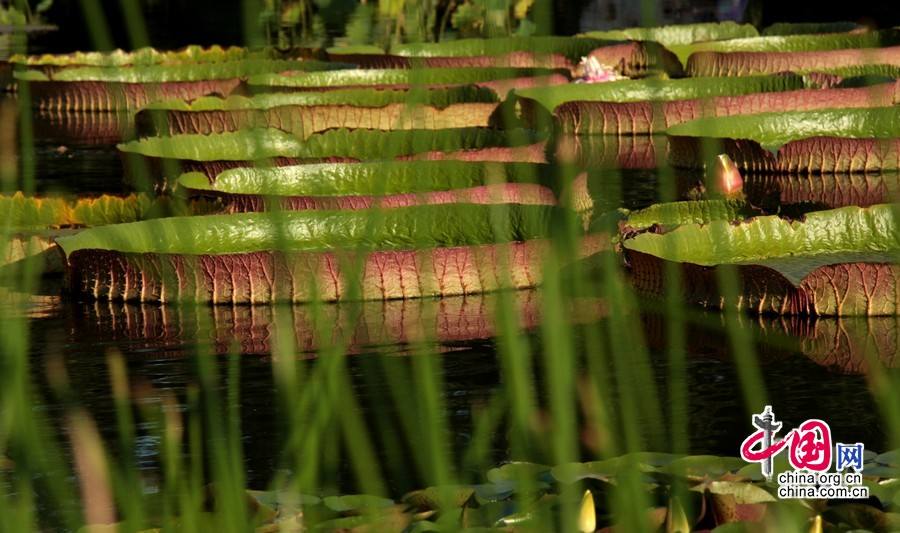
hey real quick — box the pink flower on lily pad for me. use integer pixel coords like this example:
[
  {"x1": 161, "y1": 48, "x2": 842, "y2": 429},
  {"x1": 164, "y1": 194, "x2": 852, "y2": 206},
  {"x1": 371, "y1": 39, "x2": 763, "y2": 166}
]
[{"x1": 576, "y1": 56, "x2": 626, "y2": 84}]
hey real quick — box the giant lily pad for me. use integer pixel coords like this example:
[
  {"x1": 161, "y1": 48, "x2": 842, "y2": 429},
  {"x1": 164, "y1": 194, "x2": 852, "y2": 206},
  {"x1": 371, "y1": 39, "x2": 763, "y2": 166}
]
[
  {"x1": 580, "y1": 21, "x2": 758, "y2": 48},
  {"x1": 56, "y1": 205, "x2": 606, "y2": 303},
  {"x1": 15, "y1": 59, "x2": 338, "y2": 83},
  {"x1": 390, "y1": 37, "x2": 682, "y2": 77},
  {"x1": 1, "y1": 192, "x2": 160, "y2": 229},
  {"x1": 16, "y1": 59, "x2": 345, "y2": 111},
  {"x1": 666, "y1": 107, "x2": 900, "y2": 174},
  {"x1": 9, "y1": 45, "x2": 274, "y2": 67},
  {"x1": 331, "y1": 50, "x2": 573, "y2": 70},
  {"x1": 176, "y1": 161, "x2": 563, "y2": 210},
  {"x1": 138, "y1": 101, "x2": 501, "y2": 137},
  {"x1": 16, "y1": 60, "x2": 343, "y2": 112},
  {"x1": 686, "y1": 45, "x2": 900, "y2": 77},
  {"x1": 620, "y1": 199, "x2": 752, "y2": 232},
  {"x1": 555, "y1": 83, "x2": 899, "y2": 135},
  {"x1": 390, "y1": 36, "x2": 615, "y2": 61},
  {"x1": 141, "y1": 85, "x2": 499, "y2": 111},
  {"x1": 118, "y1": 127, "x2": 548, "y2": 181},
  {"x1": 516, "y1": 74, "x2": 805, "y2": 113},
  {"x1": 246, "y1": 67, "x2": 568, "y2": 89},
  {"x1": 623, "y1": 203, "x2": 900, "y2": 315},
  {"x1": 672, "y1": 28, "x2": 900, "y2": 65}
]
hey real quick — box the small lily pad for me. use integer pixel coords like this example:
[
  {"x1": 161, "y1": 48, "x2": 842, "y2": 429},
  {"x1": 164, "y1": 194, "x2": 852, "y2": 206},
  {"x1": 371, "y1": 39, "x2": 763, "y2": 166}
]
[
  {"x1": 323, "y1": 494, "x2": 395, "y2": 513},
  {"x1": 875, "y1": 450, "x2": 900, "y2": 467},
  {"x1": 699, "y1": 481, "x2": 776, "y2": 504},
  {"x1": 403, "y1": 486, "x2": 477, "y2": 511},
  {"x1": 486, "y1": 462, "x2": 552, "y2": 485},
  {"x1": 663, "y1": 455, "x2": 745, "y2": 479},
  {"x1": 862, "y1": 465, "x2": 900, "y2": 479},
  {"x1": 552, "y1": 453, "x2": 676, "y2": 483}
]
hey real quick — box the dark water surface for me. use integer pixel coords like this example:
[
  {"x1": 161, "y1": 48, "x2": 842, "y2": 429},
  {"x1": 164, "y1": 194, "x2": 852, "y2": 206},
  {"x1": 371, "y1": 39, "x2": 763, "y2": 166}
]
[{"x1": 21, "y1": 293, "x2": 890, "y2": 498}]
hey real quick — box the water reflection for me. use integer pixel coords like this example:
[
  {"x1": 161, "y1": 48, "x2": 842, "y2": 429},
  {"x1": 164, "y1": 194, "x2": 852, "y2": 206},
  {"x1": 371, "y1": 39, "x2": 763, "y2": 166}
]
[
  {"x1": 643, "y1": 309, "x2": 900, "y2": 375},
  {"x1": 554, "y1": 134, "x2": 666, "y2": 169},
  {"x1": 7, "y1": 286, "x2": 886, "y2": 495},
  {"x1": 73, "y1": 290, "x2": 606, "y2": 356},
  {"x1": 744, "y1": 171, "x2": 900, "y2": 211},
  {"x1": 32, "y1": 108, "x2": 133, "y2": 146}
]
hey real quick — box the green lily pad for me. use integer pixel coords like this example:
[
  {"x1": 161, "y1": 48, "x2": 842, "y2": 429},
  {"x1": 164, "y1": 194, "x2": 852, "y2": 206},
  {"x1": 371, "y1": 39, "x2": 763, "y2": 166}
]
[
  {"x1": 246, "y1": 490, "x2": 321, "y2": 508},
  {"x1": 323, "y1": 494, "x2": 395, "y2": 513},
  {"x1": 673, "y1": 28, "x2": 900, "y2": 65},
  {"x1": 876, "y1": 450, "x2": 900, "y2": 467},
  {"x1": 10, "y1": 45, "x2": 267, "y2": 67},
  {"x1": 662, "y1": 455, "x2": 745, "y2": 478},
  {"x1": 581, "y1": 21, "x2": 757, "y2": 48},
  {"x1": 517, "y1": 74, "x2": 804, "y2": 112},
  {"x1": 624, "y1": 204, "x2": 899, "y2": 275},
  {"x1": 15, "y1": 59, "x2": 342, "y2": 82},
  {"x1": 55, "y1": 204, "x2": 557, "y2": 256},
  {"x1": 118, "y1": 127, "x2": 541, "y2": 162},
  {"x1": 403, "y1": 485, "x2": 477, "y2": 511},
  {"x1": 248, "y1": 67, "x2": 566, "y2": 88},
  {"x1": 667, "y1": 106, "x2": 900, "y2": 153},
  {"x1": 485, "y1": 462, "x2": 552, "y2": 485},
  {"x1": 623, "y1": 204, "x2": 900, "y2": 315},
  {"x1": 863, "y1": 465, "x2": 900, "y2": 479},
  {"x1": 696, "y1": 481, "x2": 776, "y2": 504},
  {"x1": 552, "y1": 452, "x2": 677, "y2": 483},
  {"x1": 391, "y1": 36, "x2": 612, "y2": 61},
  {"x1": 142, "y1": 86, "x2": 498, "y2": 111},
  {"x1": 736, "y1": 454, "x2": 793, "y2": 481},
  {"x1": 623, "y1": 199, "x2": 751, "y2": 232},
  {"x1": 177, "y1": 161, "x2": 554, "y2": 198}
]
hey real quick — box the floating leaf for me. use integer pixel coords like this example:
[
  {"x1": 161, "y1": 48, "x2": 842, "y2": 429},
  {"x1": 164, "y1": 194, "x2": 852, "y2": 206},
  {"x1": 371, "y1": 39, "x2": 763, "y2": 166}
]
[
  {"x1": 486, "y1": 462, "x2": 552, "y2": 485},
  {"x1": 662, "y1": 456, "x2": 745, "y2": 479},
  {"x1": 403, "y1": 486, "x2": 477, "y2": 511},
  {"x1": 323, "y1": 494, "x2": 395, "y2": 513},
  {"x1": 623, "y1": 203, "x2": 900, "y2": 315},
  {"x1": 518, "y1": 74, "x2": 804, "y2": 112}
]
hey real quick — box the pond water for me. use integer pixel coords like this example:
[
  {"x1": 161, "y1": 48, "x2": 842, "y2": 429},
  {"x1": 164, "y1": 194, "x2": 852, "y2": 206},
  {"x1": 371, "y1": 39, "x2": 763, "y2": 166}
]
[{"x1": 5, "y1": 93, "x2": 894, "y2": 503}]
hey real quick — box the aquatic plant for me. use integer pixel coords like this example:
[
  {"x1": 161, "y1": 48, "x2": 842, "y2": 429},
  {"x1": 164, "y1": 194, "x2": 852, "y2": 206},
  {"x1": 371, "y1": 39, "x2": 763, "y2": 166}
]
[{"x1": 3, "y1": 11, "x2": 900, "y2": 533}]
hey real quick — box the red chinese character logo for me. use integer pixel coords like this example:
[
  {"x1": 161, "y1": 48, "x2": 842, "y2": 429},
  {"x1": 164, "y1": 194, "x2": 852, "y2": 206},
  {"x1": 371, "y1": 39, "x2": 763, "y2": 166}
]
[
  {"x1": 788, "y1": 419, "x2": 831, "y2": 472},
  {"x1": 740, "y1": 407, "x2": 833, "y2": 478}
]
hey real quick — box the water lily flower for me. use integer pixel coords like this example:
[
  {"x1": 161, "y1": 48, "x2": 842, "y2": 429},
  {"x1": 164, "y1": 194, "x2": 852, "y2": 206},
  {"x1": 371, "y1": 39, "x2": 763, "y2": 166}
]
[
  {"x1": 575, "y1": 56, "x2": 626, "y2": 83},
  {"x1": 714, "y1": 153, "x2": 744, "y2": 198}
]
